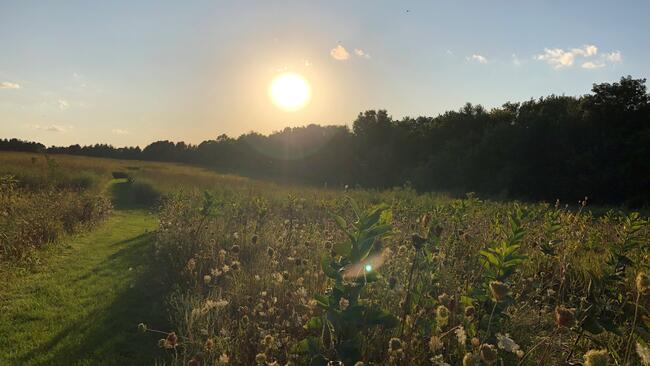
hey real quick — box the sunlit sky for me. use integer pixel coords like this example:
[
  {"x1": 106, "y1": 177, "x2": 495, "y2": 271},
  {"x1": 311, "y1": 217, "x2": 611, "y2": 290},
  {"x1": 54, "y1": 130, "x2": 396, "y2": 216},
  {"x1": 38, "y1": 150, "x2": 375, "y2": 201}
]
[{"x1": 1, "y1": 0, "x2": 649, "y2": 147}]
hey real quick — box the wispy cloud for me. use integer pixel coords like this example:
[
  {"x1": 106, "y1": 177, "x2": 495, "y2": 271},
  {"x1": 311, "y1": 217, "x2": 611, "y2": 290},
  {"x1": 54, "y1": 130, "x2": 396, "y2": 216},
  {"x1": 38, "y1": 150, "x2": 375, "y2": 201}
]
[
  {"x1": 354, "y1": 48, "x2": 371, "y2": 59},
  {"x1": 111, "y1": 128, "x2": 130, "y2": 135},
  {"x1": 535, "y1": 44, "x2": 622, "y2": 70},
  {"x1": 330, "y1": 45, "x2": 350, "y2": 61},
  {"x1": 58, "y1": 99, "x2": 69, "y2": 110},
  {"x1": 581, "y1": 61, "x2": 605, "y2": 69},
  {"x1": 603, "y1": 50, "x2": 622, "y2": 63},
  {"x1": 29, "y1": 124, "x2": 72, "y2": 133},
  {"x1": 1, "y1": 81, "x2": 21, "y2": 89},
  {"x1": 467, "y1": 54, "x2": 488, "y2": 64},
  {"x1": 512, "y1": 54, "x2": 522, "y2": 67}
]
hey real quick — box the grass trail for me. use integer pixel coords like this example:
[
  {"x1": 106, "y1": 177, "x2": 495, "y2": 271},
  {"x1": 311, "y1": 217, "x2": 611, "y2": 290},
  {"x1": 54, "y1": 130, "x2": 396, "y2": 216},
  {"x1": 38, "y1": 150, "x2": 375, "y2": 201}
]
[{"x1": 0, "y1": 207, "x2": 168, "y2": 365}]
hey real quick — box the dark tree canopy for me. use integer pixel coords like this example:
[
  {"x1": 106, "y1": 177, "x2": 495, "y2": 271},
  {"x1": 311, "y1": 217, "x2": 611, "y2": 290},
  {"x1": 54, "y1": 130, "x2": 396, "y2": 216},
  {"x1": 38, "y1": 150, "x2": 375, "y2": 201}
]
[{"x1": 2, "y1": 76, "x2": 649, "y2": 206}]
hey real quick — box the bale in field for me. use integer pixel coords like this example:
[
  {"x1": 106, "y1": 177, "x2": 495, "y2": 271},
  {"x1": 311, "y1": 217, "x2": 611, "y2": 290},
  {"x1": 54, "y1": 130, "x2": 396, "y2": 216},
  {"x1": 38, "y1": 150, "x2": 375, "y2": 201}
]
[{"x1": 112, "y1": 171, "x2": 130, "y2": 179}]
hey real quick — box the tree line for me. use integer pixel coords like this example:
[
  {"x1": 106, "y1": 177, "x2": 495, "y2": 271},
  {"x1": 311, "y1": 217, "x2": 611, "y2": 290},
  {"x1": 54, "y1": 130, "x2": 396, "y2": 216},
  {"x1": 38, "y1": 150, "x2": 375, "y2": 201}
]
[{"x1": 2, "y1": 76, "x2": 649, "y2": 206}]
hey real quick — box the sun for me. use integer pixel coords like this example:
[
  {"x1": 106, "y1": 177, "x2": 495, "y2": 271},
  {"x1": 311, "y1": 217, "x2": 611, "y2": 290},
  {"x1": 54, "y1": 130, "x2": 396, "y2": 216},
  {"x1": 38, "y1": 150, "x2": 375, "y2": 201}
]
[{"x1": 269, "y1": 72, "x2": 311, "y2": 111}]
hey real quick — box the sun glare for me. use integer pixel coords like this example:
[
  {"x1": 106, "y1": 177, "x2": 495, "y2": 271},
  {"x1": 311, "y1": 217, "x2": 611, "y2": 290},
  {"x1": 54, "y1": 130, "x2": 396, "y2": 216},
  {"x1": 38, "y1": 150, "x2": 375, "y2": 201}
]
[{"x1": 269, "y1": 72, "x2": 311, "y2": 111}]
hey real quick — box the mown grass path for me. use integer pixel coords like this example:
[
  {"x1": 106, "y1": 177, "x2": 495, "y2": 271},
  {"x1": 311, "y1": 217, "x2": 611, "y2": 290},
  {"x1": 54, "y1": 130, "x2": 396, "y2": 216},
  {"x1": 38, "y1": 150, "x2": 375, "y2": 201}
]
[{"x1": 0, "y1": 208, "x2": 168, "y2": 365}]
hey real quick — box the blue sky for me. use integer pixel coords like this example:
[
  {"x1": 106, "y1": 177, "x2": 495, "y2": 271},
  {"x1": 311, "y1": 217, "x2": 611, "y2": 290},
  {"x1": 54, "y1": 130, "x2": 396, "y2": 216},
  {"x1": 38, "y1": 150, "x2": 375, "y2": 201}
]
[{"x1": 1, "y1": 0, "x2": 648, "y2": 147}]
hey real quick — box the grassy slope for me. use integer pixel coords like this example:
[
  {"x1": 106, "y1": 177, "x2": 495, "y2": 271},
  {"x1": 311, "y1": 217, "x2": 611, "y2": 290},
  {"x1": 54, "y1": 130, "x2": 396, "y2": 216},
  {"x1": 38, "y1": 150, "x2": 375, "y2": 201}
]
[{"x1": 0, "y1": 208, "x2": 168, "y2": 365}]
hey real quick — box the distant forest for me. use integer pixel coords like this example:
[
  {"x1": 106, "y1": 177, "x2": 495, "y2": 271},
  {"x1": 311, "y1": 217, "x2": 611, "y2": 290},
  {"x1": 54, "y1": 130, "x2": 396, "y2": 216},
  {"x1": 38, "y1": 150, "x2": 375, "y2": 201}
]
[{"x1": 3, "y1": 76, "x2": 649, "y2": 206}]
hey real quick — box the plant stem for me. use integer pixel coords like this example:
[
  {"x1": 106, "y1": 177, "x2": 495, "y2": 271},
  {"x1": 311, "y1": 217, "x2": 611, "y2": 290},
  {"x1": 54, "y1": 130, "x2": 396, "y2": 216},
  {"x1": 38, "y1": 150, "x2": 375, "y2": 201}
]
[
  {"x1": 623, "y1": 291, "x2": 641, "y2": 365},
  {"x1": 486, "y1": 301, "x2": 498, "y2": 338},
  {"x1": 399, "y1": 249, "x2": 420, "y2": 337}
]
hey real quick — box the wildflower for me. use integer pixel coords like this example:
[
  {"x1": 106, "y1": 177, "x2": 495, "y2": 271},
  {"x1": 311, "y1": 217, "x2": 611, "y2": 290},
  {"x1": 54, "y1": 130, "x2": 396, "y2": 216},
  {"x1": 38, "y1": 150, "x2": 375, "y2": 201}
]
[
  {"x1": 158, "y1": 338, "x2": 166, "y2": 348},
  {"x1": 515, "y1": 350, "x2": 525, "y2": 359},
  {"x1": 389, "y1": 337, "x2": 402, "y2": 352},
  {"x1": 230, "y1": 244, "x2": 240, "y2": 254},
  {"x1": 255, "y1": 353, "x2": 267, "y2": 364},
  {"x1": 583, "y1": 349, "x2": 608, "y2": 366},
  {"x1": 204, "y1": 338, "x2": 214, "y2": 351},
  {"x1": 218, "y1": 249, "x2": 226, "y2": 261},
  {"x1": 429, "y1": 335, "x2": 443, "y2": 352},
  {"x1": 479, "y1": 344, "x2": 498, "y2": 365},
  {"x1": 233, "y1": 232, "x2": 239, "y2": 240},
  {"x1": 137, "y1": 322, "x2": 147, "y2": 333},
  {"x1": 489, "y1": 281, "x2": 508, "y2": 302},
  {"x1": 339, "y1": 297, "x2": 350, "y2": 311},
  {"x1": 554, "y1": 305, "x2": 575, "y2": 328},
  {"x1": 637, "y1": 342, "x2": 650, "y2": 366},
  {"x1": 455, "y1": 326, "x2": 467, "y2": 345},
  {"x1": 203, "y1": 275, "x2": 212, "y2": 284},
  {"x1": 637, "y1": 272, "x2": 650, "y2": 294},
  {"x1": 496, "y1": 333, "x2": 520, "y2": 353}
]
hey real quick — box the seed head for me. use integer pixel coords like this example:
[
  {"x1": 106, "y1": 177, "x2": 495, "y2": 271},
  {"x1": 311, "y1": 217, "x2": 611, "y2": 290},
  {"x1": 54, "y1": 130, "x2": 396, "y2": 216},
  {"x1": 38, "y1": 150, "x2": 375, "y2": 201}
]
[
  {"x1": 230, "y1": 261, "x2": 240, "y2": 271},
  {"x1": 267, "y1": 247, "x2": 275, "y2": 257},
  {"x1": 428, "y1": 335, "x2": 443, "y2": 352},
  {"x1": 583, "y1": 349, "x2": 609, "y2": 366},
  {"x1": 255, "y1": 353, "x2": 267, "y2": 364},
  {"x1": 389, "y1": 337, "x2": 402, "y2": 352},
  {"x1": 480, "y1": 344, "x2": 498, "y2": 365},
  {"x1": 164, "y1": 332, "x2": 179, "y2": 348},
  {"x1": 137, "y1": 322, "x2": 147, "y2": 333},
  {"x1": 436, "y1": 305, "x2": 450, "y2": 319},
  {"x1": 204, "y1": 338, "x2": 214, "y2": 351},
  {"x1": 489, "y1": 281, "x2": 509, "y2": 302},
  {"x1": 464, "y1": 305, "x2": 476, "y2": 318},
  {"x1": 251, "y1": 234, "x2": 258, "y2": 244},
  {"x1": 636, "y1": 272, "x2": 650, "y2": 294},
  {"x1": 554, "y1": 305, "x2": 575, "y2": 328}
]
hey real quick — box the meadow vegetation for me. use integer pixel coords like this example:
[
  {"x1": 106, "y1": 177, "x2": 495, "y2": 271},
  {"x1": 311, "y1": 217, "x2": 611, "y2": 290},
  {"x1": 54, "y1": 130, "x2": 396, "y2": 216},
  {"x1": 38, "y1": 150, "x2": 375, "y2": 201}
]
[{"x1": 2, "y1": 152, "x2": 650, "y2": 365}]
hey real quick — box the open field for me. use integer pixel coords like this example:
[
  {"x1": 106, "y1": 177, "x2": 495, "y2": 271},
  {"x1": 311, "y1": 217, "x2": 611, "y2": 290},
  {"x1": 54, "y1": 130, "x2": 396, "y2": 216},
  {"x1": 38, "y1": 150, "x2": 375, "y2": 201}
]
[{"x1": 1, "y1": 152, "x2": 649, "y2": 365}]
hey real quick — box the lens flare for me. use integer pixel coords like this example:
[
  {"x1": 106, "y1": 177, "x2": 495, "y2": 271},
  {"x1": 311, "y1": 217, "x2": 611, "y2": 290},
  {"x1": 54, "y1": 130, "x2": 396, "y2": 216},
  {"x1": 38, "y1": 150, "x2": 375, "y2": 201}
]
[{"x1": 342, "y1": 252, "x2": 386, "y2": 280}]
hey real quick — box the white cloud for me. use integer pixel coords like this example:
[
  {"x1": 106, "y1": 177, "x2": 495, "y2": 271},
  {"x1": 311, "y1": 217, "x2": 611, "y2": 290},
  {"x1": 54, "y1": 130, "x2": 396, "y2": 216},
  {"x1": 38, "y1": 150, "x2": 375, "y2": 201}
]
[
  {"x1": 535, "y1": 44, "x2": 623, "y2": 70},
  {"x1": 467, "y1": 54, "x2": 488, "y2": 64},
  {"x1": 330, "y1": 45, "x2": 350, "y2": 61},
  {"x1": 582, "y1": 61, "x2": 605, "y2": 69},
  {"x1": 603, "y1": 50, "x2": 622, "y2": 62},
  {"x1": 58, "y1": 99, "x2": 69, "y2": 110},
  {"x1": 354, "y1": 48, "x2": 371, "y2": 59},
  {"x1": 446, "y1": 50, "x2": 454, "y2": 56},
  {"x1": 112, "y1": 128, "x2": 130, "y2": 135},
  {"x1": 1, "y1": 81, "x2": 21, "y2": 89}
]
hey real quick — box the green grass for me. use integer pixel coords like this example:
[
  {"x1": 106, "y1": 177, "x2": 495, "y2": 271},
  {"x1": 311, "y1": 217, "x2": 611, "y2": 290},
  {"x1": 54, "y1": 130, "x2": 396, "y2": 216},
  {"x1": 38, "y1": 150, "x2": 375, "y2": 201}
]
[{"x1": 0, "y1": 209, "x2": 169, "y2": 366}]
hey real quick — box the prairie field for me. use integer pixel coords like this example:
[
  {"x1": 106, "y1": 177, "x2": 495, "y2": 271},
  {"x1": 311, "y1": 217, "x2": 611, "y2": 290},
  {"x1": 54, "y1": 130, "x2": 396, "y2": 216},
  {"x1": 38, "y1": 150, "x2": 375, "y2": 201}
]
[{"x1": 2, "y1": 152, "x2": 649, "y2": 366}]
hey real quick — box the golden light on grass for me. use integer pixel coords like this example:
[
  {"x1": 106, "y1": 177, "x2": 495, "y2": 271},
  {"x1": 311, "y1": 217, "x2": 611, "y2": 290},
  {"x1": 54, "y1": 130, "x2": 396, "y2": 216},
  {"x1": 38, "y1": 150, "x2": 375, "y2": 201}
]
[{"x1": 269, "y1": 72, "x2": 311, "y2": 111}]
